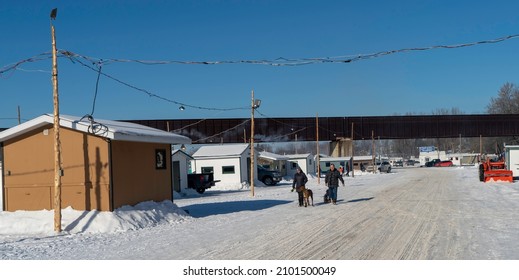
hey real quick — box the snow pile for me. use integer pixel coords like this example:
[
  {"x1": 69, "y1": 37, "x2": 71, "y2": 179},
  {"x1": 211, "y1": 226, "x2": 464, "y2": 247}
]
[{"x1": 0, "y1": 200, "x2": 191, "y2": 236}]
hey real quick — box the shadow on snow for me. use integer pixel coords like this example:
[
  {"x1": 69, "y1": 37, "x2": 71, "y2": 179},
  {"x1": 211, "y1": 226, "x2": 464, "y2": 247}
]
[{"x1": 182, "y1": 199, "x2": 292, "y2": 218}]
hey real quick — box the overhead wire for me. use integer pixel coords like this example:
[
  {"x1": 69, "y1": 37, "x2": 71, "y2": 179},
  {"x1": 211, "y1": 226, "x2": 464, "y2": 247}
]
[
  {"x1": 255, "y1": 110, "x2": 309, "y2": 129},
  {"x1": 3, "y1": 32, "x2": 518, "y2": 76},
  {"x1": 60, "y1": 33, "x2": 519, "y2": 66},
  {"x1": 1, "y1": 32, "x2": 519, "y2": 120},
  {"x1": 0, "y1": 52, "x2": 52, "y2": 77},
  {"x1": 192, "y1": 119, "x2": 250, "y2": 143},
  {"x1": 64, "y1": 51, "x2": 250, "y2": 112}
]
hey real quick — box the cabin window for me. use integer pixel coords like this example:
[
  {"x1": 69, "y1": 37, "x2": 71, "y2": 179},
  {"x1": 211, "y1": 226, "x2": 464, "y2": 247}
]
[
  {"x1": 222, "y1": 166, "x2": 235, "y2": 174},
  {"x1": 201, "y1": 167, "x2": 214, "y2": 173}
]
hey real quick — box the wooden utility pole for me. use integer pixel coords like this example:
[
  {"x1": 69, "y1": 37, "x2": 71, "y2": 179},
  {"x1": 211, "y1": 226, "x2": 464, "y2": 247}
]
[
  {"x1": 250, "y1": 90, "x2": 255, "y2": 197},
  {"x1": 372, "y1": 130, "x2": 375, "y2": 173},
  {"x1": 50, "y1": 9, "x2": 62, "y2": 233},
  {"x1": 459, "y1": 134, "x2": 462, "y2": 156},
  {"x1": 17, "y1": 106, "x2": 21, "y2": 124},
  {"x1": 316, "y1": 113, "x2": 320, "y2": 184},
  {"x1": 351, "y1": 122, "x2": 354, "y2": 177},
  {"x1": 479, "y1": 134, "x2": 483, "y2": 160}
]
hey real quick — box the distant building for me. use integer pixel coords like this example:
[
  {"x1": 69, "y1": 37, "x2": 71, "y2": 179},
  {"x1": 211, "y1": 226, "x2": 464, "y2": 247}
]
[
  {"x1": 446, "y1": 152, "x2": 479, "y2": 166},
  {"x1": 418, "y1": 146, "x2": 447, "y2": 166}
]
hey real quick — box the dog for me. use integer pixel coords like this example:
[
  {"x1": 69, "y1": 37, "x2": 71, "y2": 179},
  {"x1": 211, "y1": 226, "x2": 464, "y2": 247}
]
[
  {"x1": 301, "y1": 186, "x2": 314, "y2": 207},
  {"x1": 323, "y1": 189, "x2": 331, "y2": 204}
]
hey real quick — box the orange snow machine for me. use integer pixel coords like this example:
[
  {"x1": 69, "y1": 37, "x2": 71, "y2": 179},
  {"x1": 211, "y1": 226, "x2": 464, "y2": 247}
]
[{"x1": 478, "y1": 158, "x2": 513, "y2": 182}]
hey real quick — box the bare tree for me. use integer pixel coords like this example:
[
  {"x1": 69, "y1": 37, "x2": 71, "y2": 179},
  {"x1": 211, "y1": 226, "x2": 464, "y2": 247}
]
[
  {"x1": 486, "y1": 82, "x2": 519, "y2": 146},
  {"x1": 487, "y1": 83, "x2": 519, "y2": 114}
]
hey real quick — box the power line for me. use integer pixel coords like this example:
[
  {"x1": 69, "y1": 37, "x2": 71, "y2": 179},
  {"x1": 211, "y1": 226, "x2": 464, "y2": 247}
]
[
  {"x1": 255, "y1": 110, "x2": 309, "y2": 129},
  {"x1": 3, "y1": 32, "x2": 518, "y2": 76},
  {"x1": 65, "y1": 53, "x2": 250, "y2": 112},
  {"x1": 2, "y1": 33, "x2": 519, "y2": 115},
  {"x1": 60, "y1": 33, "x2": 519, "y2": 66},
  {"x1": 192, "y1": 119, "x2": 250, "y2": 143}
]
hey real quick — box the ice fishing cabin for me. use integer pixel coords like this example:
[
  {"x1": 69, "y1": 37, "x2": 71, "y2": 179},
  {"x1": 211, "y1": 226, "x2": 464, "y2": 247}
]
[
  {"x1": 191, "y1": 144, "x2": 251, "y2": 190},
  {"x1": 0, "y1": 114, "x2": 191, "y2": 212},
  {"x1": 257, "y1": 151, "x2": 288, "y2": 176},
  {"x1": 286, "y1": 153, "x2": 314, "y2": 177}
]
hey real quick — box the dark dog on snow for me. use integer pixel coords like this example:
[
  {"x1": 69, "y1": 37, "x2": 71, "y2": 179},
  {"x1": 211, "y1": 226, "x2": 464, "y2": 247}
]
[
  {"x1": 323, "y1": 189, "x2": 331, "y2": 204},
  {"x1": 301, "y1": 186, "x2": 313, "y2": 207}
]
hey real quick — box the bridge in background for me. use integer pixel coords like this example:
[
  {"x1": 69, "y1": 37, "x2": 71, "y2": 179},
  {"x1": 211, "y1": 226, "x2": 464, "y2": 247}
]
[{"x1": 126, "y1": 114, "x2": 519, "y2": 144}]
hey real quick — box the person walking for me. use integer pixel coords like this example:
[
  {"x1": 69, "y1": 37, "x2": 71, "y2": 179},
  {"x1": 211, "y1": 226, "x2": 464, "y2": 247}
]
[
  {"x1": 325, "y1": 163, "x2": 344, "y2": 205},
  {"x1": 291, "y1": 167, "x2": 308, "y2": 207}
]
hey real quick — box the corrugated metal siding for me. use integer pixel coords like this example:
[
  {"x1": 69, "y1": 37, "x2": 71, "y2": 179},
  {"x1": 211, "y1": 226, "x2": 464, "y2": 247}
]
[{"x1": 125, "y1": 114, "x2": 519, "y2": 143}]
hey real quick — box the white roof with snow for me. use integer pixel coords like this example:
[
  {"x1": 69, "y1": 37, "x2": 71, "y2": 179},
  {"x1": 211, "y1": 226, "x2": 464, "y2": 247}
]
[
  {"x1": 258, "y1": 151, "x2": 289, "y2": 161},
  {"x1": 285, "y1": 153, "x2": 311, "y2": 159},
  {"x1": 0, "y1": 114, "x2": 191, "y2": 144},
  {"x1": 192, "y1": 143, "x2": 249, "y2": 159},
  {"x1": 319, "y1": 155, "x2": 374, "y2": 161}
]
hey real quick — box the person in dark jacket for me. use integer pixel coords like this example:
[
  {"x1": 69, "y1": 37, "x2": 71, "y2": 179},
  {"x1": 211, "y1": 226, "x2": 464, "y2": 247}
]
[
  {"x1": 325, "y1": 163, "x2": 344, "y2": 205},
  {"x1": 291, "y1": 167, "x2": 308, "y2": 207}
]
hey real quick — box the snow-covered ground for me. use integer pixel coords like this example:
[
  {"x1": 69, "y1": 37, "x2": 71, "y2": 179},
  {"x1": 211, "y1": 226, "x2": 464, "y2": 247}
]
[{"x1": 1, "y1": 166, "x2": 518, "y2": 279}]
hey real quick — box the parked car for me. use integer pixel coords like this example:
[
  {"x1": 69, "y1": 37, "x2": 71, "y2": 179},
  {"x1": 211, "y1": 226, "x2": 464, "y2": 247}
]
[
  {"x1": 393, "y1": 160, "x2": 404, "y2": 167},
  {"x1": 378, "y1": 161, "x2": 392, "y2": 173},
  {"x1": 434, "y1": 160, "x2": 453, "y2": 167},
  {"x1": 425, "y1": 159, "x2": 441, "y2": 167},
  {"x1": 257, "y1": 165, "x2": 283, "y2": 185}
]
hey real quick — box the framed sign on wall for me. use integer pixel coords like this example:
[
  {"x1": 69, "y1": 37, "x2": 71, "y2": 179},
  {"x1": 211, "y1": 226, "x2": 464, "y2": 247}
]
[{"x1": 155, "y1": 149, "x2": 167, "y2": 169}]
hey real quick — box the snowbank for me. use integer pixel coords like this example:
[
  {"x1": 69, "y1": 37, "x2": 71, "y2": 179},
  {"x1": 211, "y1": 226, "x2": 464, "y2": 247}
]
[{"x1": 0, "y1": 200, "x2": 192, "y2": 236}]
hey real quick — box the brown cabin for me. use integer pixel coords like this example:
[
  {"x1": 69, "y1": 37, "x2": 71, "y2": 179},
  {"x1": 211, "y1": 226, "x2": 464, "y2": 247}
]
[{"x1": 0, "y1": 114, "x2": 191, "y2": 211}]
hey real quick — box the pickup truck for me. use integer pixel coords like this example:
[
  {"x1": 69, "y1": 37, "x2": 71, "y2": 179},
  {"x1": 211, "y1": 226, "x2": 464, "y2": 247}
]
[
  {"x1": 187, "y1": 173, "x2": 220, "y2": 194},
  {"x1": 257, "y1": 165, "x2": 283, "y2": 186}
]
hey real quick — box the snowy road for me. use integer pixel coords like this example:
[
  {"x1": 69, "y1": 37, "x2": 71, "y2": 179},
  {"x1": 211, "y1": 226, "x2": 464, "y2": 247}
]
[
  {"x1": 173, "y1": 167, "x2": 519, "y2": 260},
  {"x1": 2, "y1": 166, "x2": 519, "y2": 260}
]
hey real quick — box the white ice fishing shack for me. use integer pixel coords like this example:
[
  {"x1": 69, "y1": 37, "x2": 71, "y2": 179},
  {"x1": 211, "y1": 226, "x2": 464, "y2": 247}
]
[{"x1": 505, "y1": 145, "x2": 519, "y2": 178}]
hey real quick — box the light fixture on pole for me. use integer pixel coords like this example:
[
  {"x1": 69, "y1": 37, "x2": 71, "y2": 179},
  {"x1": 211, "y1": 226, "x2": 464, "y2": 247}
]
[{"x1": 250, "y1": 90, "x2": 261, "y2": 197}]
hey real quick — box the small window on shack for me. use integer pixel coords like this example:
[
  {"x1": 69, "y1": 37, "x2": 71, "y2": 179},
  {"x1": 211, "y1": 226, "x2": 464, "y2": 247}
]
[
  {"x1": 222, "y1": 166, "x2": 235, "y2": 174},
  {"x1": 201, "y1": 167, "x2": 214, "y2": 173}
]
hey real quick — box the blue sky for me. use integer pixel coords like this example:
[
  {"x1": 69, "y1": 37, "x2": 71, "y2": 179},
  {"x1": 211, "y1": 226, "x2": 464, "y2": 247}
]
[{"x1": 1, "y1": 0, "x2": 519, "y2": 127}]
